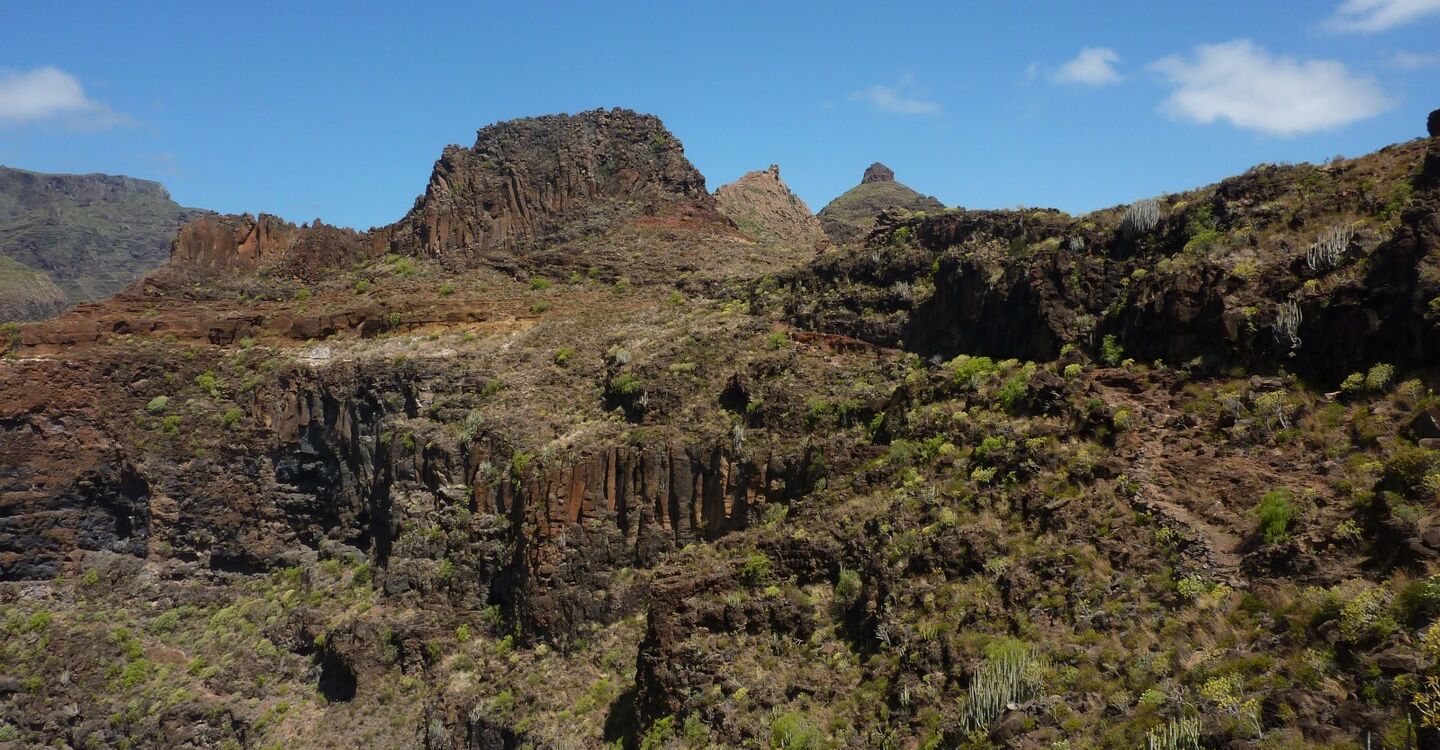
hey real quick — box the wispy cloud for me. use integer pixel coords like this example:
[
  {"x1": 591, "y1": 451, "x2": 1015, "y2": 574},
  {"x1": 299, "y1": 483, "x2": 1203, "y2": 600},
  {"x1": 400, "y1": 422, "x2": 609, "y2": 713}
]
[
  {"x1": 1052, "y1": 47, "x2": 1123, "y2": 86},
  {"x1": 0, "y1": 66, "x2": 131, "y2": 130},
  {"x1": 1323, "y1": 0, "x2": 1440, "y2": 32},
  {"x1": 1386, "y1": 50, "x2": 1440, "y2": 68},
  {"x1": 849, "y1": 75, "x2": 941, "y2": 116},
  {"x1": 1151, "y1": 40, "x2": 1390, "y2": 136}
]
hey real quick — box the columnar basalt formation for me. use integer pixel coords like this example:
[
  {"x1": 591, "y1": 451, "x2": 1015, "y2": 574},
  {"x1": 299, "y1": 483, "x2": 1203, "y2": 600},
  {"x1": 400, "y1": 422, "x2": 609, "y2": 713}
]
[
  {"x1": 381, "y1": 108, "x2": 716, "y2": 257},
  {"x1": 170, "y1": 213, "x2": 371, "y2": 275}
]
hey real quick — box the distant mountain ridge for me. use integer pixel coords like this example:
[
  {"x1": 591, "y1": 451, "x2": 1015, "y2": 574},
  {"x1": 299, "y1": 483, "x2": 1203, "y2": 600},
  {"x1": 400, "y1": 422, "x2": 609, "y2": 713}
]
[{"x1": 0, "y1": 165, "x2": 208, "y2": 320}]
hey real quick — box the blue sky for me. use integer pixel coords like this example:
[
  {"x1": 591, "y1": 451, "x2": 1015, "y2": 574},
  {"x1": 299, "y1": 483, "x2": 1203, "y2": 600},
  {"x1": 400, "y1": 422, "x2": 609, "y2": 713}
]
[{"x1": 1, "y1": 1, "x2": 1437, "y2": 229}]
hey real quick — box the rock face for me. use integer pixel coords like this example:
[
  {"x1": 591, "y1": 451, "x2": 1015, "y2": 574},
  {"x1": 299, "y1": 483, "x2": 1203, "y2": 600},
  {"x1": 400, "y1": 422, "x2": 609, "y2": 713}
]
[
  {"x1": 817, "y1": 164, "x2": 945, "y2": 245},
  {"x1": 170, "y1": 213, "x2": 372, "y2": 276},
  {"x1": 169, "y1": 109, "x2": 722, "y2": 278},
  {"x1": 861, "y1": 162, "x2": 895, "y2": 184},
  {"x1": 0, "y1": 166, "x2": 208, "y2": 312},
  {"x1": 381, "y1": 108, "x2": 714, "y2": 257},
  {"x1": 1429, "y1": 107, "x2": 1440, "y2": 138},
  {"x1": 714, "y1": 164, "x2": 826, "y2": 249},
  {"x1": 789, "y1": 138, "x2": 1440, "y2": 382}
]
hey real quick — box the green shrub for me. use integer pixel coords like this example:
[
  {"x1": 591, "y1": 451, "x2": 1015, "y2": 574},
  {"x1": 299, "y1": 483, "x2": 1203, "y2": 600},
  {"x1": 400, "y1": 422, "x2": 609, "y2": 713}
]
[
  {"x1": 740, "y1": 553, "x2": 773, "y2": 588},
  {"x1": 1365, "y1": 363, "x2": 1395, "y2": 392},
  {"x1": 510, "y1": 450, "x2": 533, "y2": 480},
  {"x1": 220, "y1": 408, "x2": 243, "y2": 430},
  {"x1": 392, "y1": 257, "x2": 415, "y2": 277},
  {"x1": 1338, "y1": 584, "x2": 1395, "y2": 644},
  {"x1": 1255, "y1": 489, "x2": 1296, "y2": 544},
  {"x1": 949, "y1": 354, "x2": 997, "y2": 389},
  {"x1": 529, "y1": 277, "x2": 551, "y2": 291},
  {"x1": 1340, "y1": 372, "x2": 1365, "y2": 394},
  {"x1": 355, "y1": 279, "x2": 372, "y2": 294},
  {"x1": 1396, "y1": 576, "x2": 1440, "y2": 626},
  {"x1": 612, "y1": 372, "x2": 642, "y2": 395},
  {"x1": 1383, "y1": 444, "x2": 1439, "y2": 496},
  {"x1": 1101, "y1": 334, "x2": 1124, "y2": 366},
  {"x1": 640, "y1": 716, "x2": 675, "y2": 750},
  {"x1": 438, "y1": 282, "x2": 455, "y2": 296},
  {"x1": 553, "y1": 347, "x2": 574, "y2": 365},
  {"x1": 769, "y1": 711, "x2": 823, "y2": 749},
  {"x1": 195, "y1": 372, "x2": 218, "y2": 394},
  {"x1": 146, "y1": 396, "x2": 169, "y2": 413},
  {"x1": 161, "y1": 415, "x2": 182, "y2": 434},
  {"x1": 294, "y1": 288, "x2": 311, "y2": 300},
  {"x1": 834, "y1": 568, "x2": 862, "y2": 605}
]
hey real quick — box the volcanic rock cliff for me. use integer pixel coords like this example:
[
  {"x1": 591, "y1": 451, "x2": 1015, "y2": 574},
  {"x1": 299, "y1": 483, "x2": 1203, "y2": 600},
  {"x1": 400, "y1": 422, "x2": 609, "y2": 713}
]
[
  {"x1": 382, "y1": 108, "x2": 715, "y2": 257},
  {"x1": 4, "y1": 110, "x2": 1440, "y2": 750}
]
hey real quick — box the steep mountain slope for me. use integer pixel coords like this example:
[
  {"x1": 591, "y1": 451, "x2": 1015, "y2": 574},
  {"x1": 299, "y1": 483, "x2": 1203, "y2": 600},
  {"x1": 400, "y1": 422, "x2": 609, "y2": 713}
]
[
  {"x1": 817, "y1": 162, "x2": 946, "y2": 245},
  {"x1": 2, "y1": 109, "x2": 1440, "y2": 750},
  {"x1": 0, "y1": 255, "x2": 66, "y2": 321},
  {"x1": 714, "y1": 164, "x2": 826, "y2": 250},
  {"x1": 0, "y1": 166, "x2": 208, "y2": 318}
]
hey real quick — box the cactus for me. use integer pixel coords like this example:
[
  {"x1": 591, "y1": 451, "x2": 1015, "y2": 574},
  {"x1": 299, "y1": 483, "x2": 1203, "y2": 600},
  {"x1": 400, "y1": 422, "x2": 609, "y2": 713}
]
[
  {"x1": 957, "y1": 646, "x2": 1045, "y2": 733},
  {"x1": 1305, "y1": 223, "x2": 1352, "y2": 271},
  {"x1": 1274, "y1": 299, "x2": 1302, "y2": 353},
  {"x1": 1120, "y1": 199, "x2": 1161, "y2": 238},
  {"x1": 1145, "y1": 716, "x2": 1200, "y2": 750}
]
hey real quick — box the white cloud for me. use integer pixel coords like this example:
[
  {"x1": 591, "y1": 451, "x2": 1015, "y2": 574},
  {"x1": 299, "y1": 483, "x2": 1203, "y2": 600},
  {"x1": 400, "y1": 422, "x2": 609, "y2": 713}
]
[
  {"x1": 1053, "y1": 47, "x2": 1123, "y2": 86},
  {"x1": 849, "y1": 75, "x2": 940, "y2": 115},
  {"x1": 0, "y1": 66, "x2": 130, "y2": 129},
  {"x1": 1151, "y1": 40, "x2": 1390, "y2": 136},
  {"x1": 1324, "y1": 0, "x2": 1440, "y2": 32},
  {"x1": 1387, "y1": 50, "x2": 1440, "y2": 68}
]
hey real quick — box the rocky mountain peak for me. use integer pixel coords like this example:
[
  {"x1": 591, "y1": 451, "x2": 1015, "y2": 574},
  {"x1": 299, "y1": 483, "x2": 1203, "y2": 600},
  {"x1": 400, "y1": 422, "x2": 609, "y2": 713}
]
[
  {"x1": 1428, "y1": 107, "x2": 1439, "y2": 138},
  {"x1": 381, "y1": 108, "x2": 715, "y2": 257},
  {"x1": 818, "y1": 163, "x2": 944, "y2": 244},
  {"x1": 714, "y1": 163, "x2": 824, "y2": 249},
  {"x1": 861, "y1": 162, "x2": 895, "y2": 184}
]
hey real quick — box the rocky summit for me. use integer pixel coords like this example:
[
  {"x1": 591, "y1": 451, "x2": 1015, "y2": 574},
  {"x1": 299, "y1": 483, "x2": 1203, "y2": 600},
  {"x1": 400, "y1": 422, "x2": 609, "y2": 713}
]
[
  {"x1": 818, "y1": 162, "x2": 946, "y2": 245},
  {"x1": 3, "y1": 107, "x2": 1440, "y2": 750},
  {"x1": 714, "y1": 164, "x2": 826, "y2": 250}
]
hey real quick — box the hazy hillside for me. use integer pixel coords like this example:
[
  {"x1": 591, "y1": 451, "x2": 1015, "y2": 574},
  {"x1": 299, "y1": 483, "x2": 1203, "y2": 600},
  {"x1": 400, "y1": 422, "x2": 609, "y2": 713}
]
[{"x1": 0, "y1": 166, "x2": 208, "y2": 319}]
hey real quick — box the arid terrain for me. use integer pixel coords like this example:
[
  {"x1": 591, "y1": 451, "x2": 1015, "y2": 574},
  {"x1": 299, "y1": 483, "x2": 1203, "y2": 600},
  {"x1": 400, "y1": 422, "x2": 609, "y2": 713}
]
[{"x1": 3, "y1": 106, "x2": 1440, "y2": 749}]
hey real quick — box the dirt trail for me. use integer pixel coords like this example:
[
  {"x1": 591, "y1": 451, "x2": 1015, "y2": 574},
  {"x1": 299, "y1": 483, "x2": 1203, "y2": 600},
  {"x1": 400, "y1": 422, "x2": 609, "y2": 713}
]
[{"x1": 1090, "y1": 372, "x2": 1247, "y2": 580}]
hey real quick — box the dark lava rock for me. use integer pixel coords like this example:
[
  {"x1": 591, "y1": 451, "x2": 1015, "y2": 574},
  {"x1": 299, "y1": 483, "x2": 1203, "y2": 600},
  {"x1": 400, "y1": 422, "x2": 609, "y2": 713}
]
[{"x1": 861, "y1": 162, "x2": 895, "y2": 184}]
